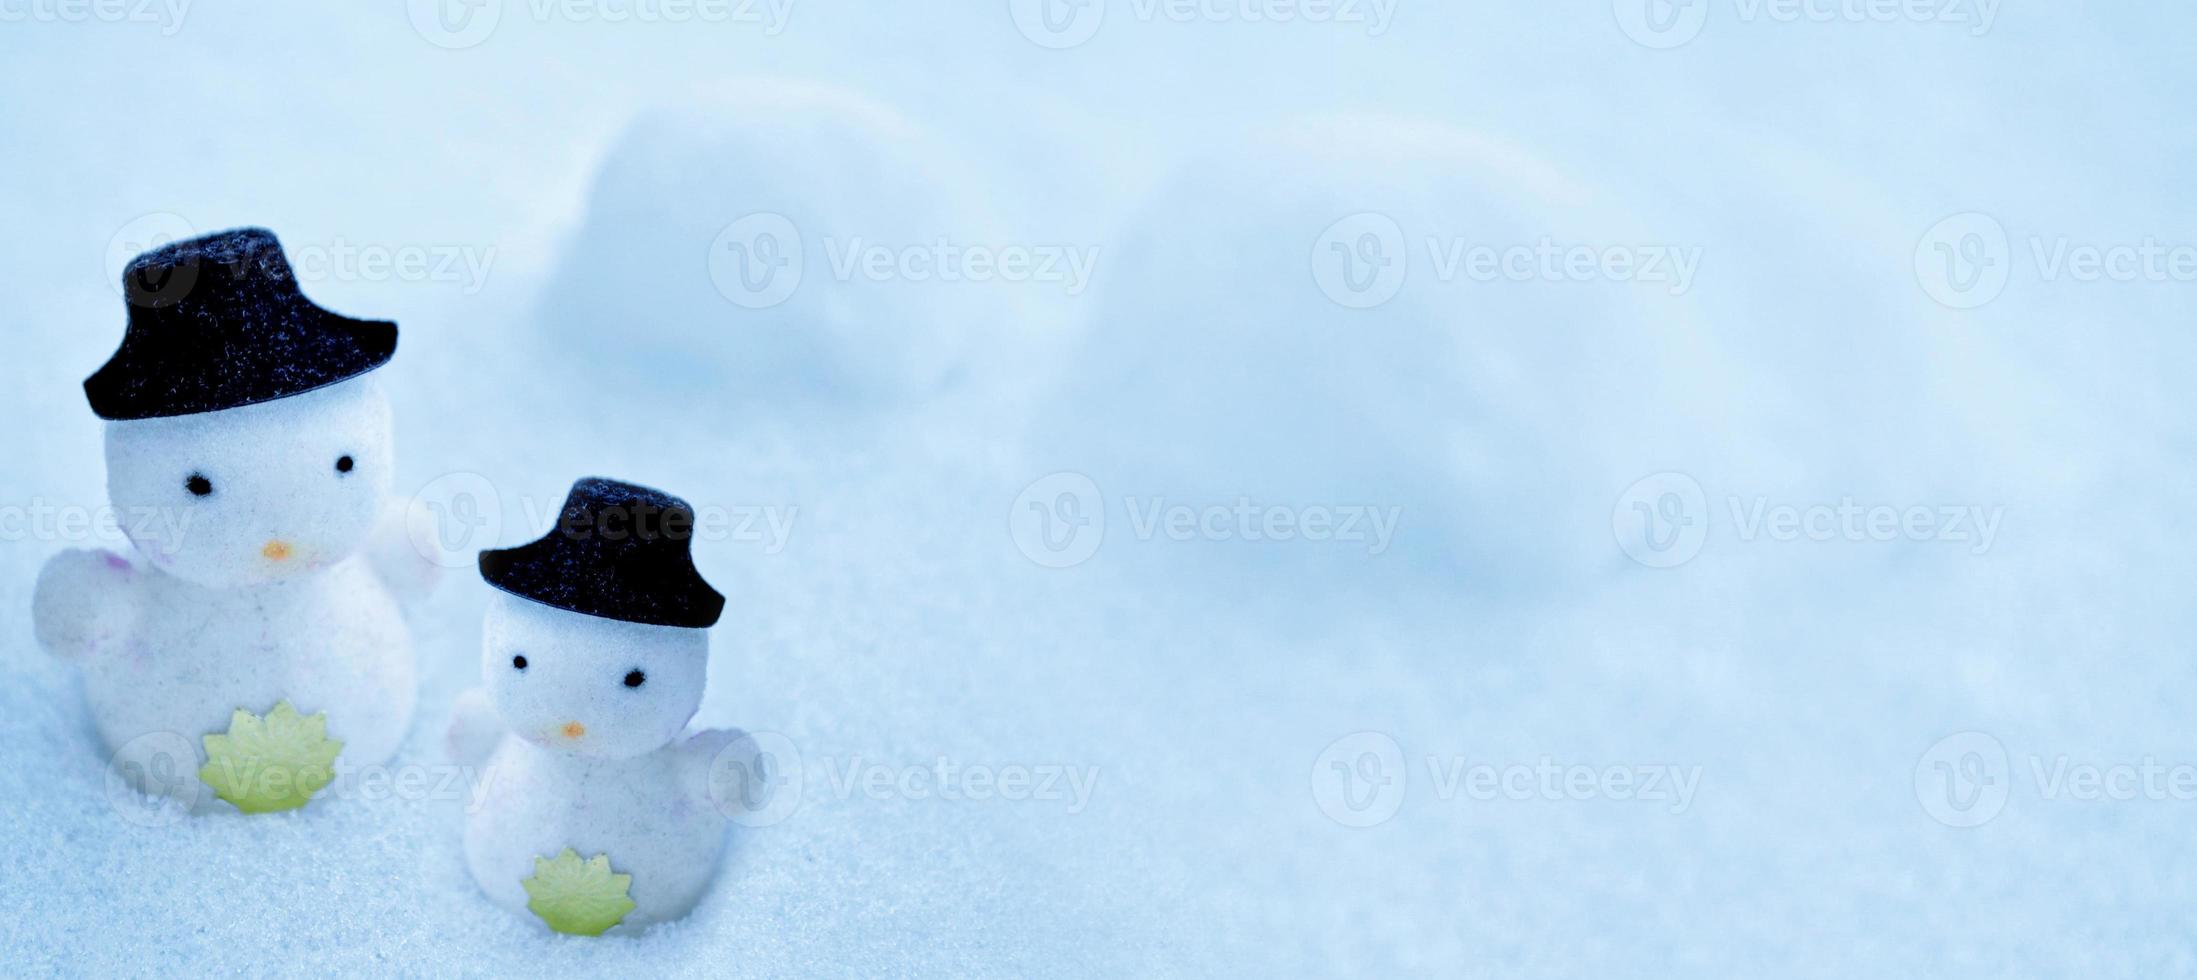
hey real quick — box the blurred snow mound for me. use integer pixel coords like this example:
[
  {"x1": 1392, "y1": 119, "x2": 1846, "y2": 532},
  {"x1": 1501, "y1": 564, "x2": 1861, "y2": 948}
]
[
  {"x1": 1034, "y1": 115, "x2": 1729, "y2": 587},
  {"x1": 534, "y1": 81, "x2": 1017, "y2": 409}
]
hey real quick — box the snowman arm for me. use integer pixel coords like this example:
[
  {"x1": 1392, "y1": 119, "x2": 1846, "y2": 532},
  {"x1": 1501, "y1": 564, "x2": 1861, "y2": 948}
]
[
  {"x1": 32, "y1": 549, "x2": 142, "y2": 662},
  {"x1": 444, "y1": 688, "x2": 507, "y2": 767},
  {"x1": 364, "y1": 500, "x2": 442, "y2": 609}
]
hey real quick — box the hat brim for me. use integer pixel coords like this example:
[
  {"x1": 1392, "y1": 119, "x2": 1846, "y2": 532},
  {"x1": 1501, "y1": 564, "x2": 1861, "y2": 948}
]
[
  {"x1": 85, "y1": 309, "x2": 396, "y2": 421},
  {"x1": 478, "y1": 541, "x2": 725, "y2": 629}
]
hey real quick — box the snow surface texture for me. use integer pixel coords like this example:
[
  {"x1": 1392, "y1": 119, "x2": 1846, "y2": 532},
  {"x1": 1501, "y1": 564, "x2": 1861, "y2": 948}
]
[{"x1": 4, "y1": 5, "x2": 2197, "y2": 977}]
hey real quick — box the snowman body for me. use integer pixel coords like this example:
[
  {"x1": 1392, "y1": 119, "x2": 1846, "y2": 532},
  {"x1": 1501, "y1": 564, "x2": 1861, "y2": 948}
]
[
  {"x1": 81, "y1": 555, "x2": 415, "y2": 807},
  {"x1": 451, "y1": 505, "x2": 738, "y2": 933},
  {"x1": 34, "y1": 374, "x2": 423, "y2": 808},
  {"x1": 465, "y1": 735, "x2": 727, "y2": 928}
]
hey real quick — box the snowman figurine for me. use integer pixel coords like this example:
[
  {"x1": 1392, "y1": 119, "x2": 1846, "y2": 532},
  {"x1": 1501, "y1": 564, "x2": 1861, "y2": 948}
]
[
  {"x1": 31, "y1": 228, "x2": 427, "y2": 814},
  {"x1": 447, "y1": 478, "x2": 748, "y2": 935}
]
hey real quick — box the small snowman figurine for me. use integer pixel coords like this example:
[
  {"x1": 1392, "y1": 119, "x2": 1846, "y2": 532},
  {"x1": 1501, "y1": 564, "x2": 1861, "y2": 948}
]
[
  {"x1": 447, "y1": 478, "x2": 746, "y2": 935},
  {"x1": 31, "y1": 228, "x2": 426, "y2": 814}
]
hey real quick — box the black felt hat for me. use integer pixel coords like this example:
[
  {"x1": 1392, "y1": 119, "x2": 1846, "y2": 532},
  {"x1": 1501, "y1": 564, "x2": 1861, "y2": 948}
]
[
  {"x1": 478, "y1": 478, "x2": 726, "y2": 629},
  {"x1": 84, "y1": 227, "x2": 397, "y2": 420}
]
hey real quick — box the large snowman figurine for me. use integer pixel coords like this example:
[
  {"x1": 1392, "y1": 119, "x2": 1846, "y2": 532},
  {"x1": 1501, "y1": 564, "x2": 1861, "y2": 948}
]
[
  {"x1": 31, "y1": 228, "x2": 425, "y2": 814},
  {"x1": 447, "y1": 478, "x2": 746, "y2": 935}
]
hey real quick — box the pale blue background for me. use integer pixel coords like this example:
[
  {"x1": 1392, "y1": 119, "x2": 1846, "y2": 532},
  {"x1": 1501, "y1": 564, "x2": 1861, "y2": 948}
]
[{"x1": 1, "y1": 3, "x2": 2192, "y2": 976}]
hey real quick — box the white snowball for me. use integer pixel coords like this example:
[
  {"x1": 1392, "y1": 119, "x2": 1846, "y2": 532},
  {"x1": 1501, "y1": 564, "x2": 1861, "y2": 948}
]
[
  {"x1": 1034, "y1": 116, "x2": 1723, "y2": 583},
  {"x1": 535, "y1": 81, "x2": 1014, "y2": 407}
]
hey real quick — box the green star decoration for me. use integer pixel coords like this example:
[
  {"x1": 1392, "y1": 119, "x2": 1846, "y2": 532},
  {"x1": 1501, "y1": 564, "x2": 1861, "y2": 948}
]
[
  {"x1": 523, "y1": 850, "x2": 638, "y2": 936},
  {"x1": 197, "y1": 700, "x2": 343, "y2": 814}
]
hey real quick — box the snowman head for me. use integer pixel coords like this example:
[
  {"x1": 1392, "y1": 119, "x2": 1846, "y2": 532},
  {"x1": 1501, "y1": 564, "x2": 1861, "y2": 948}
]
[
  {"x1": 482, "y1": 593, "x2": 709, "y2": 760},
  {"x1": 86, "y1": 227, "x2": 401, "y2": 588},
  {"x1": 474, "y1": 478, "x2": 727, "y2": 759},
  {"x1": 104, "y1": 374, "x2": 394, "y2": 588}
]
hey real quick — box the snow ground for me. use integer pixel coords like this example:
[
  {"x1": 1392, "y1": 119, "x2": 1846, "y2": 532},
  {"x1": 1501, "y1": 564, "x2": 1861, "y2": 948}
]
[{"x1": 4, "y1": 4, "x2": 2197, "y2": 976}]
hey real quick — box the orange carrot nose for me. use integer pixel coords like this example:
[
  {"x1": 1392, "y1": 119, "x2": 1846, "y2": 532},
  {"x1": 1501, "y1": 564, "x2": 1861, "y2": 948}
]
[
  {"x1": 261, "y1": 540, "x2": 293, "y2": 561},
  {"x1": 561, "y1": 722, "x2": 586, "y2": 739}
]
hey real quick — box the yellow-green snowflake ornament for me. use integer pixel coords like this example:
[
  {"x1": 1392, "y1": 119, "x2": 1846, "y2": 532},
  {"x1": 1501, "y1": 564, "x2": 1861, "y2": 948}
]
[
  {"x1": 198, "y1": 700, "x2": 343, "y2": 813},
  {"x1": 523, "y1": 850, "x2": 637, "y2": 936}
]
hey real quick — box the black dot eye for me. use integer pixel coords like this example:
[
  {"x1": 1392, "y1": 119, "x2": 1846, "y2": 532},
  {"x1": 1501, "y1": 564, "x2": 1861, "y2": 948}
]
[
  {"x1": 185, "y1": 474, "x2": 213, "y2": 497},
  {"x1": 335, "y1": 455, "x2": 355, "y2": 474},
  {"x1": 511, "y1": 655, "x2": 528, "y2": 670},
  {"x1": 623, "y1": 670, "x2": 646, "y2": 688}
]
